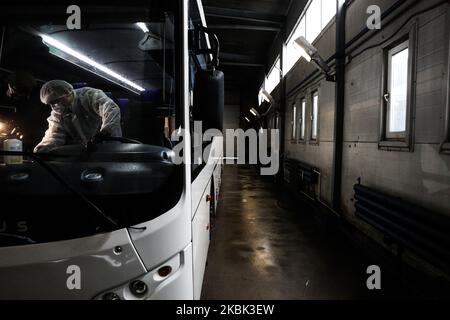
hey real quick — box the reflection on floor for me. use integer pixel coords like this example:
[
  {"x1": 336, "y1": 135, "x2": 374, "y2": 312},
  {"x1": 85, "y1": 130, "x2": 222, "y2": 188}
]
[{"x1": 201, "y1": 165, "x2": 414, "y2": 300}]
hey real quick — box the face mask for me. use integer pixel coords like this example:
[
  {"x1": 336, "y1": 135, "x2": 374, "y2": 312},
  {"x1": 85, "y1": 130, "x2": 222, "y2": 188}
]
[
  {"x1": 50, "y1": 93, "x2": 73, "y2": 113},
  {"x1": 51, "y1": 103, "x2": 67, "y2": 113}
]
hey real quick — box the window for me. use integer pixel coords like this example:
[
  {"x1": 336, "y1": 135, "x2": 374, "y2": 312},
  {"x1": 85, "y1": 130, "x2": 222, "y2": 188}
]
[
  {"x1": 291, "y1": 103, "x2": 297, "y2": 141},
  {"x1": 285, "y1": 17, "x2": 305, "y2": 73},
  {"x1": 284, "y1": 0, "x2": 336, "y2": 75},
  {"x1": 299, "y1": 98, "x2": 306, "y2": 140},
  {"x1": 265, "y1": 57, "x2": 281, "y2": 94},
  {"x1": 311, "y1": 91, "x2": 319, "y2": 141},
  {"x1": 380, "y1": 24, "x2": 417, "y2": 150},
  {"x1": 321, "y1": 0, "x2": 336, "y2": 29},
  {"x1": 443, "y1": 38, "x2": 450, "y2": 153},
  {"x1": 258, "y1": 82, "x2": 265, "y2": 106},
  {"x1": 306, "y1": 0, "x2": 322, "y2": 43},
  {"x1": 387, "y1": 41, "x2": 409, "y2": 138}
]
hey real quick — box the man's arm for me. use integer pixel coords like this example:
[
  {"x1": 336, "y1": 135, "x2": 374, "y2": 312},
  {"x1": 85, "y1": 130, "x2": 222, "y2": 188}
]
[
  {"x1": 34, "y1": 111, "x2": 67, "y2": 152},
  {"x1": 87, "y1": 89, "x2": 122, "y2": 137}
]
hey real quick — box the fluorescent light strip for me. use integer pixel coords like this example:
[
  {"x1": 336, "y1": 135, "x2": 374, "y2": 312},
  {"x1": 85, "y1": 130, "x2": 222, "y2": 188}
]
[
  {"x1": 136, "y1": 22, "x2": 149, "y2": 33},
  {"x1": 245, "y1": 117, "x2": 250, "y2": 122},
  {"x1": 250, "y1": 108, "x2": 257, "y2": 116},
  {"x1": 41, "y1": 34, "x2": 146, "y2": 92}
]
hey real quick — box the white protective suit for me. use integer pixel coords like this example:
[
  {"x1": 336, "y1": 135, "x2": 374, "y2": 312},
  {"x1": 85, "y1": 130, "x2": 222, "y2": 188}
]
[{"x1": 35, "y1": 85, "x2": 122, "y2": 151}]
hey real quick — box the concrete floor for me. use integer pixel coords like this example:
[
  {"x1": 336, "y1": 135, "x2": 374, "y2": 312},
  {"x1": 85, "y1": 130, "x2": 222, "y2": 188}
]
[{"x1": 201, "y1": 165, "x2": 414, "y2": 300}]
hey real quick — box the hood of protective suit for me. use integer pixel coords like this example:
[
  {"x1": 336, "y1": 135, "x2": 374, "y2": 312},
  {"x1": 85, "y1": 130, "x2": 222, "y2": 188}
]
[{"x1": 40, "y1": 80, "x2": 74, "y2": 105}]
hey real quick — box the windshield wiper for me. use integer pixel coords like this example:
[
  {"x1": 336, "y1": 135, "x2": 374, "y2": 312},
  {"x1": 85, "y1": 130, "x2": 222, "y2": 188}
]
[
  {"x1": 0, "y1": 150, "x2": 119, "y2": 231},
  {"x1": 0, "y1": 232, "x2": 36, "y2": 245}
]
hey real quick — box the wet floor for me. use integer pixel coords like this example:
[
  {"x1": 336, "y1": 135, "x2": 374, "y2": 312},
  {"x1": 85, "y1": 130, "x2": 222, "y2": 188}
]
[{"x1": 201, "y1": 165, "x2": 414, "y2": 300}]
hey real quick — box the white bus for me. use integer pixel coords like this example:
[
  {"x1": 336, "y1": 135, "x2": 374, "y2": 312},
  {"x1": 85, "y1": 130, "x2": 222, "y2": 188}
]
[{"x1": 0, "y1": 0, "x2": 223, "y2": 299}]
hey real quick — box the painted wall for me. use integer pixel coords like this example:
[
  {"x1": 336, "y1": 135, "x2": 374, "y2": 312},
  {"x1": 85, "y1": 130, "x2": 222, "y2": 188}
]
[
  {"x1": 283, "y1": 6, "x2": 337, "y2": 206},
  {"x1": 341, "y1": 0, "x2": 450, "y2": 219},
  {"x1": 280, "y1": 0, "x2": 450, "y2": 276}
]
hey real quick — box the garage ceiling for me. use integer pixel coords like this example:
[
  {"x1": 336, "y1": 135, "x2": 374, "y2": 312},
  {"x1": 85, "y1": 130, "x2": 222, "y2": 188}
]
[{"x1": 203, "y1": 0, "x2": 292, "y2": 90}]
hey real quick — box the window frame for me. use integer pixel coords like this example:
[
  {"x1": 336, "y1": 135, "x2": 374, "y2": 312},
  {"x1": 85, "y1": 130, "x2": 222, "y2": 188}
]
[
  {"x1": 321, "y1": 0, "x2": 336, "y2": 29},
  {"x1": 298, "y1": 96, "x2": 307, "y2": 142},
  {"x1": 379, "y1": 22, "x2": 417, "y2": 151},
  {"x1": 386, "y1": 40, "x2": 409, "y2": 140},
  {"x1": 265, "y1": 56, "x2": 281, "y2": 94},
  {"x1": 305, "y1": 0, "x2": 322, "y2": 43},
  {"x1": 274, "y1": 113, "x2": 280, "y2": 130},
  {"x1": 441, "y1": 17, "x2": 450, "y2": 154},
  {"x1": 291, "y1": 102, "x2": 297, "y2": 142},
  {"x1": 310, "y1": 90, "x2": 319, "y2": 144}
]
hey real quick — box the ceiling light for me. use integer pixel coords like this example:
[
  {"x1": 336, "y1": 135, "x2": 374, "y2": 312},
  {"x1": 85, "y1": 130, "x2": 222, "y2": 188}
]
[
  {"x1": 244, "y1": 117, "x2": 250, "y2": 123},
  {"x1": 41, "y1": 34, "x2": 146, "y2": 92}
]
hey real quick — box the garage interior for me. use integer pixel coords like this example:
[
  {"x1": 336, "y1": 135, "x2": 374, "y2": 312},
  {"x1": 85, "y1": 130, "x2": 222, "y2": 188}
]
[
  {"x1": 200, "y1": 0, "x2": 450, "y2": 299},
  {"x1": 0, "y1": 0, "x2": 449, "y2": 301}
]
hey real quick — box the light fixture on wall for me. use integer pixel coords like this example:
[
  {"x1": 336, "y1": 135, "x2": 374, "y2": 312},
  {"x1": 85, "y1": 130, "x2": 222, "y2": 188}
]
[
  {"x1": 257, "y1": 89, "x2": 276, "y2": 118},
  {"x1": 259, "y1": 88, "x2": 275, "y2": 106},
  {"x1": 294, "y1": 36, "x2": 335, "y2": 82},
  {"x1": 244, "y1": 117, "x2": 250, "y2": 123},
  {"x1": 250, "y1": 108, "x2": 260, "y2": 118}
]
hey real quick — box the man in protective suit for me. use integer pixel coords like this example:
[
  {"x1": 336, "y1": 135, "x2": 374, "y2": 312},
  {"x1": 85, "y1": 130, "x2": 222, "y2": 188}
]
[{"x1": 34, "y1": 80, "x2": 122, "y2": 153}]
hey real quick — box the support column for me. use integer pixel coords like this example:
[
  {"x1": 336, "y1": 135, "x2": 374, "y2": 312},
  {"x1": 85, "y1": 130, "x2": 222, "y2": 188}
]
[{"x1": 332, "y1": 0, "x2": 347, "y2": 212}]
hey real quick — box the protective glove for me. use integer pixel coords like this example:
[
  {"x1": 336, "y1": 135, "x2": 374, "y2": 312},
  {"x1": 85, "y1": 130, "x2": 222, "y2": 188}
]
[
  {"x1": 34, "y1": 145, "x2": 50, "y2": 153},
  {"x1": 92, "y1": 129, "x2": 111, "y2": 144}
]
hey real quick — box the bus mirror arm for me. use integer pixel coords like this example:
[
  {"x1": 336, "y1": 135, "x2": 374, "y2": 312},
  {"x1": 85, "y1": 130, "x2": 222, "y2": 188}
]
[{"x1": 189, "y1": 25, "x2": 220, "y2": 70}]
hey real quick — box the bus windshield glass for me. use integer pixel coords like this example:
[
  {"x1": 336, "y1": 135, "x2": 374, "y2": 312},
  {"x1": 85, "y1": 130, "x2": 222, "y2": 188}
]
[{"x1": 0, "y1": 4, "x2": 183, "y2": 246}]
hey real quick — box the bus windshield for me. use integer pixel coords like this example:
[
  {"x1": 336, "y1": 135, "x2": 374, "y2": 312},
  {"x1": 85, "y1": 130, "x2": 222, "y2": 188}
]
[{"x1": 0, "y1": 4, "x2": 183, "y2": 246}]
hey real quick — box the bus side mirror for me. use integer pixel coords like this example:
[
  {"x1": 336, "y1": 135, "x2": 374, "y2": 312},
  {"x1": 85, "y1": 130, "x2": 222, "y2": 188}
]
[
  {"x1": 189, "y1": 25, "x2": 220, "y2": 69},
  {"x1": 193, "y1": 69, "x2": 224, "y2": 133}
]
